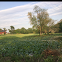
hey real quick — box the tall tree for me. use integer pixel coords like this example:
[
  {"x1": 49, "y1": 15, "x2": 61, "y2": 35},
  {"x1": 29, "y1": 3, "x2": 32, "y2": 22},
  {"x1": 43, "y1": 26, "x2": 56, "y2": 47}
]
[
  {"x1": 58, "y1": 19, "x2": 62, "y2": 32},
  {"x1": 0, "y1": 28, "x2": 2, "y2": 30},
  {"x1": 3, "y1": 28, "x2": 7, "y2": 34},
  {"x1": 28, "y1": 5, "x2": 53, "y2": 35},
  {"x1": 10, "y1": 26, "x2": 15, "y2": 31},
  {"x1": 8, "y1": 26, "x2": 15, "y2": 34}
]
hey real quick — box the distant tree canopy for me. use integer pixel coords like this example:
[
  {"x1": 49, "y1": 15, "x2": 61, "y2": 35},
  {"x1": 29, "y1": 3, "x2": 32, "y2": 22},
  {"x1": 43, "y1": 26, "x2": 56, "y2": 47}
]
[
  {"x1": 10, "y1": 26, "x2": 15, "y2": 31},
  {"x1": 27, "y1": 5, "x2": 54, "y2": 35},
  {"x1": 0, "y1": 28, "x2": 2, "y2": 30},
  {"x1": 20, "y1": 27, "x2": 28, "y2": 34},
  {"x1": 59, "y1": 19, "x2": 62, "y2": 32},
  {"x1": 0, "y1": 6, "x2": 61, "y2": 34},
  {"x1": 3, "y1": 19, "x2": 62, "y2": 34},
  {"x1": 8, "y1": 26, "x2": 15, "y2": 34},
  {"x1": 0, "y1": 18, "x2": 62, "y2": 34},
  {"x1": 48, "y1": 19, "x2": 62, "y2": 33},
  {"x1": 8, "y1": 26, "x2": 35, "y2": 34}
]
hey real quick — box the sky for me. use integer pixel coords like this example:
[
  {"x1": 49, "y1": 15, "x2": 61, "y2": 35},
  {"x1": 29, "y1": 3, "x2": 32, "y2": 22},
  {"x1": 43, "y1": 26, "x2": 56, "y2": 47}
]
[{"x1": 0, "y1": 1, "x2": 62, "y2": 32}]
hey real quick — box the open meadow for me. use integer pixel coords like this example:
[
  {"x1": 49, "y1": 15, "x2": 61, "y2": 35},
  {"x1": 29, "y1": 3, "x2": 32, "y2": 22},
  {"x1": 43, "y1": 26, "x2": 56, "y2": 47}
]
[{"x1": 0, "y1": 33, "x2": 62, "y2": 62}]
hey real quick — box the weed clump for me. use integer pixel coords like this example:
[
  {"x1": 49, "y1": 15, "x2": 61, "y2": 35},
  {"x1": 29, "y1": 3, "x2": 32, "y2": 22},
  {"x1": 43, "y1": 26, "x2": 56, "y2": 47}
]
[{"x1": 42, "y1": 48, "x2": 60, "y2": 58}]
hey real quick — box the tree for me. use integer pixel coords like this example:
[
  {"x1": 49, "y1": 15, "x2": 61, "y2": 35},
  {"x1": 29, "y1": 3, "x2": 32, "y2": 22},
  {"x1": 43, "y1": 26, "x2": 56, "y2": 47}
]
[
  {"x1": 27, "y1": 5, "x2": 53, "y2": 35},
  {"x1": 59, "y1": 19, "x2": 62, "y2": 32},
  {"x1": 51, "y1": 19, "x2": 62, "y2": 33},
  {"x1": 10, "y1": 26, "x2": 15, "y2": 31},
  {"x1": 3, "y1": 28, "x2": 7, "y2": 35},
  {"x1": 15, "y1": 29, "x2": 21, "y2": 34},
  {"x1": 0, "y1": 28, "x2": 2, "y2": 30},
  {"x1": 51, "y1": 23, "x2": 59, "y2": 33},
  {"x1": 20, "y1": 27, "x2": 28, "y2": 34},
  {"x1": 27, "y1": 28, "x2": 33, "y2": 33},
  {"x1": 8, "y1": 26, "x2": 15, "y2": 34}
]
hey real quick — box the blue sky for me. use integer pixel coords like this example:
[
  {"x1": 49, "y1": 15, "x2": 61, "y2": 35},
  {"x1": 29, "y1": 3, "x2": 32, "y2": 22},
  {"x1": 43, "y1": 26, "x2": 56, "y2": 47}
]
[
  {"x1": 0, "y1": 1, "x2": 62, "y2": 32},
  {"x1": 0, "y1": 2, "x2": 32, "y2": 10}
]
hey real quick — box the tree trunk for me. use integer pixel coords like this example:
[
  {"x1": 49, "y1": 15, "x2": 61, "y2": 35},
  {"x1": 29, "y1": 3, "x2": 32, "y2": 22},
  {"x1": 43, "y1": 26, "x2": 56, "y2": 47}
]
[
  {"x1": 40, "y1": 26, "x2": 41, "y2": 35},
  {"x1": 38, "y1": 28, "x2": 40, "y2": 36}
]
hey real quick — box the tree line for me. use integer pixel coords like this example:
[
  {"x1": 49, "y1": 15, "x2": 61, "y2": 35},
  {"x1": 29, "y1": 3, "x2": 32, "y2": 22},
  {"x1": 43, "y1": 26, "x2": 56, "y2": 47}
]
[
  {"x1": 0, "y1": 19, "x2": 62, "y2": 34},
  {"x1": 8, "y1": 26, "x2": 37, "y2": 34},
  {"x1": 8, "y1": 19, "x2": 62, "y2": 34},
  {"x1": 0, "y1": 5, "x2": 62, "y2": 35},
  {"x1": 27, "y1": 5, "x2": 62, "y2": 35}
]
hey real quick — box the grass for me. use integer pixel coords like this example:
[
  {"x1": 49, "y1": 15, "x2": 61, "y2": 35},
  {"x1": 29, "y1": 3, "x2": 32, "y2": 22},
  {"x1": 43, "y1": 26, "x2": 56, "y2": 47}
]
[{"x1": 0, "y1": 33, "x2": 62, "y2": 62}]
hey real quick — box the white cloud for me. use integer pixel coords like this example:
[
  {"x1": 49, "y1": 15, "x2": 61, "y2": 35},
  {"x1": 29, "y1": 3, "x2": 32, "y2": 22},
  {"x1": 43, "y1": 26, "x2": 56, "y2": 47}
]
[
  {"x1": 0, "y1": 2, "x2": 62, "y2": 30},
  {"x1": 0, "y1": 3, "x2": 31, "y2": 15},
  {"x1": 48, "y1": 4, "x2": 62, "y2": 14},
  {"x1": 50, "y1": 12, "x2": 62, "y2": 16}
]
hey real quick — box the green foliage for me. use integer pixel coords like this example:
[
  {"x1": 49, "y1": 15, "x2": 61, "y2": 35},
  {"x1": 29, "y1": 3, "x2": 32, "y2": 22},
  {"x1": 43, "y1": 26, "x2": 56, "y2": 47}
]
[
  {"x1": 28, "y1": 5, "x2": 54, "y2": 35},
  {"x1": 8, "y1": 26, "x2": 39, "y2": 34},
  {"x1": 15, "y1": 29, "x2": 21, "y2": 34},
  {"x1": 27, "y1": 28, "x2": 33, "y2": 33},
  {"x1": 0, "y1": 33, "x2": 62, "y2": 62},
  {"x1": 0, "y1": 28, "x2": 2, "y2": 30},
  {"x1": 43, "y1": 55, "x2": 53, "y2": 62},
  {"x1": 52, "y1": 19, "x2": 62, "y2": 33},
  {"x1": 20, "y1": 27, "x2": 28, "y2": 34},
  {"x1": 8, "y1": 26, "x2": 15, "y2": 34},
  {"x1": 0, "y1": 33, "x2": 62, "y2": 56},
  {"x1": 59, "y1": 20, "x2": 62, "y2": 32},
  {"x1": 8, "y1": 19, "x2": 62, "y2": 34}
]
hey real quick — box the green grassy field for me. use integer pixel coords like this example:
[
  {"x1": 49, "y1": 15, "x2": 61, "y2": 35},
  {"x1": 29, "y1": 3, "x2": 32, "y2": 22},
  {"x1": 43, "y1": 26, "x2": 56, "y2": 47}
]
[{"x1": 0, "y1": 33, "x2": 62, "y2": 62}]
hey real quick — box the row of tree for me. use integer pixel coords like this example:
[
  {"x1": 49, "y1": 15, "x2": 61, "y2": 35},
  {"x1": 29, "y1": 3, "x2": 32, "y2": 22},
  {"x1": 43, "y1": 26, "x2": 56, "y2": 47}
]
[
  {"x1": 8, "y1": 26, "x2": 35, "y2": 34},
  {"x1": 27, "y1": 5, "x2": 62, "y2": 35},
  {"x1": 0, "y1": 5, "x2": 62, "y2": 35},
  {"x1": 0, "y1": 19, "x2": 62, "y2": 34}
]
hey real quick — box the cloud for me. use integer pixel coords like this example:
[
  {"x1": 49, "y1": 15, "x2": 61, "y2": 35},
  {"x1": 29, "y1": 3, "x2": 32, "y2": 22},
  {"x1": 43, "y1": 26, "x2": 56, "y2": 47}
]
[
  {"x1": 0, "y1": 16, "x2": 29, "y2": 27},
  {"x1": 48, "y1": 4, "x2": 62, "y2": 14},
  {"x1": 0, "y1": 2, "x2": 35, "y2": 29},
  {"x1": 0, "y1": 2, "x2": 62, "y2": 30},
  {"x1": 49, "y1": 12, "x2": 62, "y2": 16},
  {"x1": 0, "y1": 3, "x2": 31, "y2": 15},
  {"x1": 0, "y1": 3, "x2": 34, "y2": 21}
]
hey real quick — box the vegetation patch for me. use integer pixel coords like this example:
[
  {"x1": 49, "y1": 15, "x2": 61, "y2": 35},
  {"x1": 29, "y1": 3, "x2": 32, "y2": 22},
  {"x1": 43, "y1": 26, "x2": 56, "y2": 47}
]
[{"x1": 0, "y1": 33, "x2": 62, "y2": 62}]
